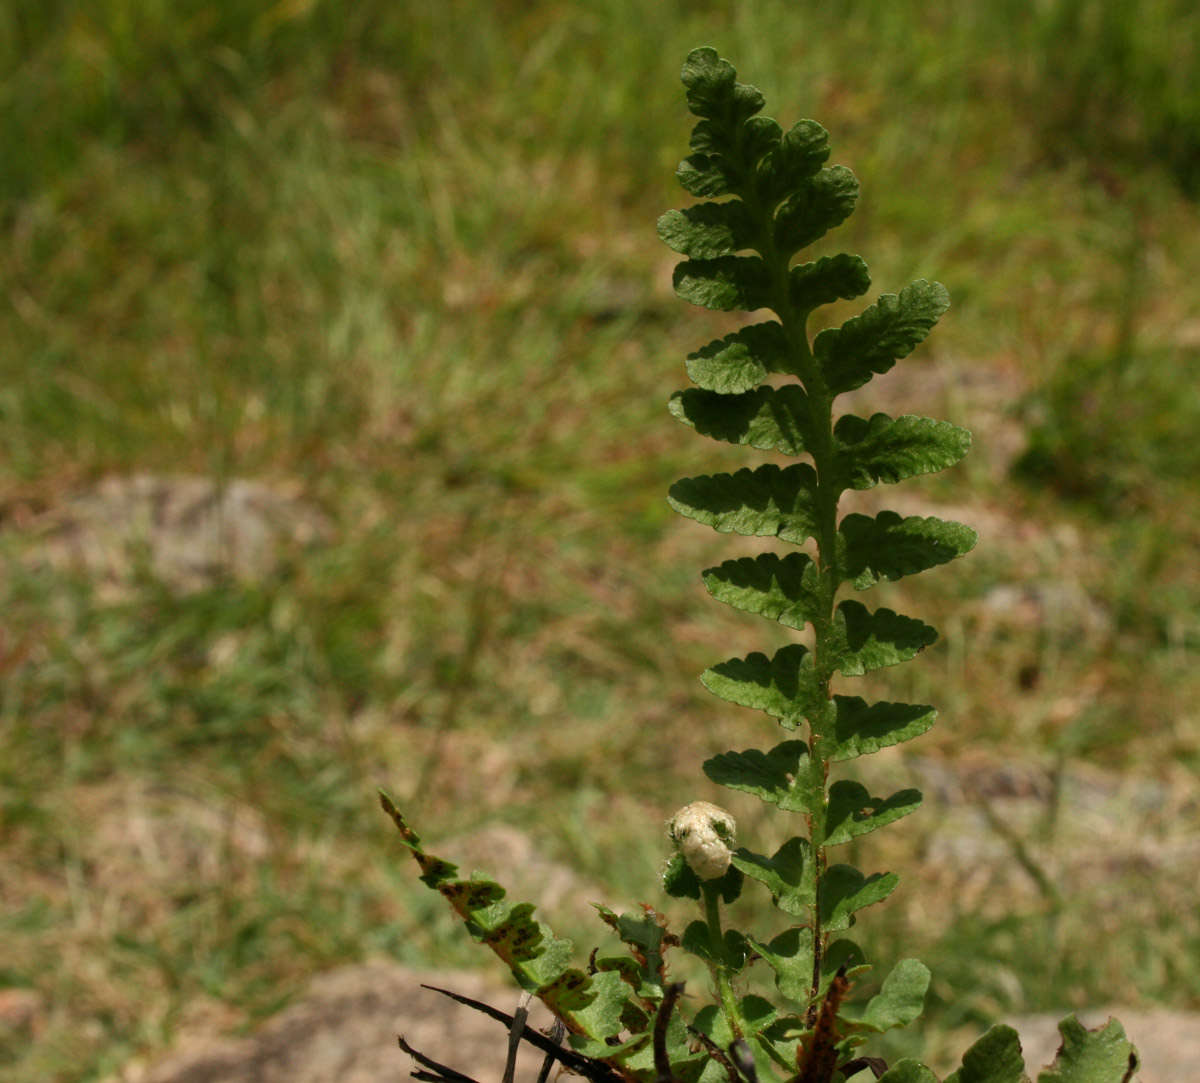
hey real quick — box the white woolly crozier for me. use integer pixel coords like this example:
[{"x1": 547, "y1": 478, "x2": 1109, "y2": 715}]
[{"x1": 668, "y1": 801, "x2": 736, "y2": 881}]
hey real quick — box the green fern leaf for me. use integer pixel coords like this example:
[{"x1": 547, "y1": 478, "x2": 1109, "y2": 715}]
[
  {"x1": 819, "y1": 864, "x2": 899, "y2": 931},
  {"x1": 731, "y1": 837, "x2": 814, "y2": 916},
  {"x1": 773, "y1": 165, "x2": 859, "y2": 255},
  {"x1": 878, "y1": 1062, "x2": 940, "y2": 1083},
  {"x1": 789, "y1": 253, "x2": 871, "y2": 313},
  {"x1": 748, "y1": 926, "x2": 813, "y2": 1004},
  {"x1": 564, "y1": 969, "x2": 637, "y2": 1042},
  {"x1": 681, "y1": 46, "x2": 765, "y2": 130},
  {"x1": 693, "y1": 995, "x2": 794, "y2": 1082},
  {"x1": 702, "y1": 552, "x2": 821, "y2": 628},
  {"x1": 738, "y1": 115, "x2": 788, "y2": 164},
  {"x1": 823, "y1": 938, "x2": 870, "y2": 982},
  {"x1": 944, "y1": 1024, "x2": 1028, "y2": 1083},
  {"x1": 684, "y1": 321, "x2": 791, "y2": 392},
  {"x1": 593, "y1": 906, "x2": 674, "y2": 998},
  {"x1": 682, "y1": 921, "x2": 751, "y2": 971},
  {"x1": 657, "y1": 202, "x2": 759, "y2": 259},
  {"x1": 661, "y1": 852, "x2": 702, "y2": 900},
  {"x1": 828, "y1": 696, "x2": 937, "y2": 761},
  {"x1": 673, "y1": 255, "x2": 773, "y2": 311},
  {"x1": 381, "y1": 793, "x2": 603, "y2": 1024},
  {"x1": 568, "y1": 1031, "x2": 650, "y2": 1062},
  {"x1": 824, "y1": 780, "x2": 923, "y2": 845},
  {"x1": 701, "y1": 644, "x2": 820, "y2": 728},
  {"x1": 658, "y1": 47, "x2": 983, "y2": 1071},
  {"x1": 833, "y1": 413, "x2": 972, "y2": 490},
  {"x1": 616, "y1": 1010, "x2": 705, "y2": 1080},
  {"x1": 676, "y1": 152, "x2": 738, "y2": 198},
  {"x1": 1037, "y1": 1016, "x2": 1139, "y2": 1083},
  {"x1": 840, "y1": 512, "x2": 977, "y2": 588},
  {"x1": 815, "y1": 280, "x2": 951, "y2": 393},
  {"x1": 852, "y1": 958, "x2": 931, "y2": 1033},
  {"x1": 669, "y1": 385, "x2": 811, "y2": 455},
  {"x1": 702, "y1": 740, "x2": 815, "y2": 812},
  {"x1": 668, "y1": 463, "x2": 819, "y2": 542},
  {"x1": 756, "y1": 119, "x2": 833, "y2": 202},
  {"x1": 830, "y1": 601, "x2": 938, "y2": 676}
]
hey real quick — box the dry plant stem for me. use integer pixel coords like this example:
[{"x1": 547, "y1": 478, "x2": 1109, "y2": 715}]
[
  {"x1": 503, "y1": 995, "x2": 531, "y2": 1083},
  {"x1": 654, "y1": 983, "x2": 685, "y2": 1083}
]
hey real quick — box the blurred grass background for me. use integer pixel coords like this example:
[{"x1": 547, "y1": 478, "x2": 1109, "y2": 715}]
[{"x1": 1, "y1": 1, "x2": 1198, "y2": 1078}]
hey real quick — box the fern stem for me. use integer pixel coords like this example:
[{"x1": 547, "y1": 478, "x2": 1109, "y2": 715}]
[
  {"x1": 701, "y1": 880, "x2": 745, "y2": 1040},
  {"x1": 760, "y1": 231, "x2": 840, "y2": 1016},
  {"x1": 805, "y1": 383, "x2": 839, "y2": 1016}
]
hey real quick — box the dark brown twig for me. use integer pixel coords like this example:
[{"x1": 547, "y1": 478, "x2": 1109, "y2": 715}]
[
  {"x1": 837, "y1": 1056, "x2": 888, "y2": 1080},
  {"x1": 688, "y1": 1027, "x2": 741, "y2": 1083},
  {"x1": 536, "y1": 1019, "x2": 568, "y2": 1083},
  {"x1": 654, "y1": 983, "x2": 686, "y2": 1083},
  {"x1": 797, "y1": 966, "x2": 849, "y2": 1083},
  {"x1": 417, "y1": 985, "x2": 625, "y2": 1083},
  {"x1": 398, "y1": 1035, "x2": 483, "y2": 1083}
]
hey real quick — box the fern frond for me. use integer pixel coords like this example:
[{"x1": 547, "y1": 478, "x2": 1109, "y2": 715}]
[{"x1": 663, "y1": 46, "x2": 975, "y2": 1039}]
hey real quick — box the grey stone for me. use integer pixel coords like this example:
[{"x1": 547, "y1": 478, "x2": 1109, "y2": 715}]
[{"x1": 13, "y1": 474, "x2": 330, "y2": 596}]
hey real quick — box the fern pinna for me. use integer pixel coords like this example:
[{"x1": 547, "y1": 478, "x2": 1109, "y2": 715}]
[{"x1": 387, "y1": 47, "x2": 1141, "y2": 1083}]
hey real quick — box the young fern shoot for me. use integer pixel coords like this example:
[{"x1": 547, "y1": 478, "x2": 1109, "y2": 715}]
[{"x1": 386, "y1": 46, "x2": 1140, "y2": 1083}]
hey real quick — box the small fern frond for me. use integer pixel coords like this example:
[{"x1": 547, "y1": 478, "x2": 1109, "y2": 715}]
[{"x1": 662, "y1": 45, "x2": 974, "y2": 1045}]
